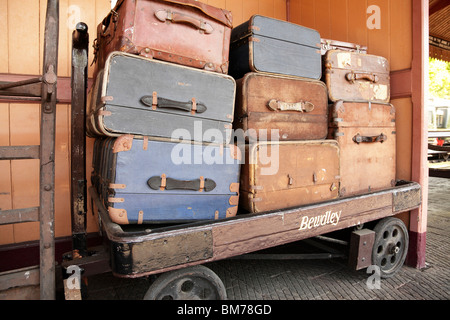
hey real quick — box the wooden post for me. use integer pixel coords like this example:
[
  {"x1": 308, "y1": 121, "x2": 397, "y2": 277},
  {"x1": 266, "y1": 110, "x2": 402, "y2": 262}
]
[
  {"x1": 39, "y1": 0, "x2": 59, "y2": 300},
  {"x1": 407, "y1": 0, "x2": 429, "y2": 269}
]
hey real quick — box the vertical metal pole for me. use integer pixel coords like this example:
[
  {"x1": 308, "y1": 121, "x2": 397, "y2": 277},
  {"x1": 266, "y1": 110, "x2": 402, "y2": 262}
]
[
  {"x1": 71, "y1": 22, "x2": 89, "y2": 257},
  {"x1": 40, "y1": 0, "x2": 59, "y2": 300}
]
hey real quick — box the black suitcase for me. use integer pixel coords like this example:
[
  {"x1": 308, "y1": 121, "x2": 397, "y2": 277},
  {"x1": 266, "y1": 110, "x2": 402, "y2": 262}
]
[
  {"x1": 87, "y1": 52, "x2": 236, "y2": 144},
  {"x1": 228, "y1": 15, "x2": 321, "y2": 80}
]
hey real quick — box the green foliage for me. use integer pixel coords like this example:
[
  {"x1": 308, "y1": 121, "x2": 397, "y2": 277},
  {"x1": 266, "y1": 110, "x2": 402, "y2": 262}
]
[{"x1": 429, "y1": 58, "x2": 450, "y2": 99}]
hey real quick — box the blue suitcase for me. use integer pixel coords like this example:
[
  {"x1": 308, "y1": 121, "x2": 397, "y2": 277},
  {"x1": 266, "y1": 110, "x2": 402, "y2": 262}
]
[{"x1": 97, "y1": 135, "x2": 241, "y2": 224}]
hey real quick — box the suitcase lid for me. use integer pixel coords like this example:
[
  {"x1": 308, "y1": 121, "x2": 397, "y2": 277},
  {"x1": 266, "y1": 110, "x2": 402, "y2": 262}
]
[
  {"x1": 113, "y1": 0, "x2": 233, "y2": 28},
  {"x1": 324, "y1": 49, "x2": 389, "y2": 74},
  {"x1": 232, "y1": 15, "x2": 320, "y2": 49},
  {"x1": 329, "y1": 101, "x2": 396, "y2": 128}
]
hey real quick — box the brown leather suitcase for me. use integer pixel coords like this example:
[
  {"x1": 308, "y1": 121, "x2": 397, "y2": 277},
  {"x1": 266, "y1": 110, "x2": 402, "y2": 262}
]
[
  {"x1": 323, "y1": 50, "x2": 390, "y2": 103},
  {"x1": 320, "y1": 38, "x2": 367, "y2": 55},
  {"x1": 328, "y1": 101, "x2": 396, "y2": 197},
  {"x1": 233, "y1": 73, "x2": 329, "y2": 142},
  {"x1": 239, "y1": 140, "x2": 340, "y2": 213},
  {"x1": 92, "y1": 0, "x2": 233, "y2": 77}
]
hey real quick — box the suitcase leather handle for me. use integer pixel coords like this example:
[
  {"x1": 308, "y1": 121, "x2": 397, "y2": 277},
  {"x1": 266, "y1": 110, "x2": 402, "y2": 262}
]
[
  {"x1": 141, "y1": 95, "x2": 207, "y2": 114},
  {"x1": 155, "y1": 9, "x2": 214, "y2": 34},
  {"x1": 267, "y1": 99, "x2": 314, "y2": 112},
  {"x1": 267, "y1": 99, "x2": 315, "y2": 113},
  {"x1": 345, "y1": 71, "x2": 379, "y2": 83},
  {"x1": 148, "y1": 175, "x2": 216, "y2": 192},
  {"x1": 353, "y1": 133, "x2": 387, "y2": 144}
]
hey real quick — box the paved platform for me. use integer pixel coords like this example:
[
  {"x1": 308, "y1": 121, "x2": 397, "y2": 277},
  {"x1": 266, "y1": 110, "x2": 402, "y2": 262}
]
[{"x1": 82, "y1": 177, "x2": 450, "y2": 300}]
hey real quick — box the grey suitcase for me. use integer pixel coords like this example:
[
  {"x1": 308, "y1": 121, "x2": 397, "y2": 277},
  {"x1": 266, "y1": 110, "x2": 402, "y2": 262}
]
[
  {"x1": 87, "y1": 52, "x2": 236, "y2": 144},
  {"x1": 228, "y1": 15, "x2": 321, "y2": 80}
]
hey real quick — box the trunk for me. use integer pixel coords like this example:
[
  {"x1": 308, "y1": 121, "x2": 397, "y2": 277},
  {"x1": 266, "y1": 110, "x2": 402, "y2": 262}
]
[
  {"x1": 229, "y1": 15, "x2": 321, "y2": 80},
  {"x1": 320, "y1": 38, "x2": 367, "y2": 55},
  {"x1": 87, "y1": 52, "x2": 236, "y2": 144},
  {"x1": 239, "y1": 140, "x2": 340, "y2": 213},
  {"x1": 329, "y1": 101, "x2": 396, "y2": 197},
  {"x1": 92, "y1": 135, "x2": 241, "y2": 224},
  {"x1": 92, "y1": 0, "x2": 232, "y2": 77},
  {"x1": 324, "y1": 50, "x2": 390, "y2": 103},
  {"x1": 234, "y1": 72, "x2": 328, "y2": 141}
]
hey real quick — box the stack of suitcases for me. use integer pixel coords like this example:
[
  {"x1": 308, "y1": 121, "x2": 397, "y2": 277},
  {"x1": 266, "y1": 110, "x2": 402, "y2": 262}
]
[
  {"x1": 230, "y1": 15, "x2": 394, "y2": 212},
  {"x1": 87, "y1": 0, "x2": 395, "y2": 225},
  {"x1": 87, "y1": 0, "x2": 241, "y2": 224}
]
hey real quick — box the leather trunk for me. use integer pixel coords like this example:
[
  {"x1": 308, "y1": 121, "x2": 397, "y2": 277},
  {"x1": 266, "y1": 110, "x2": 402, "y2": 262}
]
[
  {"x1": 87, "y1": 52, "x2": 236, "y2": 144},
  {"x1": 328, "y1": 101, "x2": 396, "y2": 197},
  {"x1": 323, "y1": 50, "x2": 390, "y2": 103},
  {"x1": 94, "y1": 135, "x2": 241, "y2": 224},
  {"x1": 228, "y1": 15, "x2": 321, "y2": 80},
  {"x1": 233, "y1": 72, "x2": 329, "y2": 141},
  {"x1": 92, "y1": 0, "x2": 233, "y2": 77},
  {"x1": 239, "y1": 140, "x2": 340, "y2": 213}
]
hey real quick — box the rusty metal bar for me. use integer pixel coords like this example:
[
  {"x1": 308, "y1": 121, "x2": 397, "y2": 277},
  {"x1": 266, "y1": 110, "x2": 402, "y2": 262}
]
[
  {"x1": 0, "y1": 146, "x2": 40, "y2": 160},
  {"x1": 0, "y1": 77, "x2": 43, "y2": 90},
  {"x1": 39, "y1": 0, "x2": 59, "y2": 300},
  {"x1": 70, "y1": 22, "x2": 89, "y2": 257},
  {"x1": 0, "y1": 207, "x2": 40, "y2": 225}
]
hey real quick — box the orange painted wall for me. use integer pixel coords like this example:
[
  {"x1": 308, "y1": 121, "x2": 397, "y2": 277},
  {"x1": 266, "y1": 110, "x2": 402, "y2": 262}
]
[
  {"x1": 1, "y1": 0, "x2": 413, "y2": 245},
  {"x1": 0, "y1": 0, "x2": 111, "y2": 245}
]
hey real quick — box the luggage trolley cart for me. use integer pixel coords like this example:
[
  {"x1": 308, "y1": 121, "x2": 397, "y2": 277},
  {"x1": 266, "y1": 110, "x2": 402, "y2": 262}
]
[{"x1": 62, "y1": 23, "x2": 422, "y2": 300}]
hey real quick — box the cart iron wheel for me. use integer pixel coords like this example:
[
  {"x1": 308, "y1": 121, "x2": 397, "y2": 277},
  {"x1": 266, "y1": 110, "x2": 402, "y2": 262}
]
[
  {"x1": 143, "y1": 265, "x2": 227, "y2": 300},
  {"x1": 372, "y1": 217, "x2": 409, "y2": 278}
]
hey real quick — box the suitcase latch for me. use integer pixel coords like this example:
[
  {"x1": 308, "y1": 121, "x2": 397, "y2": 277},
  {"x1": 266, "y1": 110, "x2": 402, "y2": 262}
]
[{"x1": 288, "y1": 174, "x2": 294, "y2": 186}]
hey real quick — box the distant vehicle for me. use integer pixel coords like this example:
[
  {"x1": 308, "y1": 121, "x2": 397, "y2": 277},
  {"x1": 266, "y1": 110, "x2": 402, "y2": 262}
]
[
  {"x1": 428, "y1": 97, "x2": 450, "y2": 161},
  {"x1": 428, "y1": 97, "x2": 450, "y2": 131}
]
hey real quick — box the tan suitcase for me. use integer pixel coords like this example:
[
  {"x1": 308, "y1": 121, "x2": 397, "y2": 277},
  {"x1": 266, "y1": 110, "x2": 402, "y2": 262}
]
[
  {"x1": 239, "y1": 140, "x2": 340, "y2": 213},
  {"x1": 234, "y1": 72, "x2": 329, "y2": 142},
  {"x1": 328, "y1": 101, "x2": 396, "y2": 197},
  {"x1": 323, "y1": 50, "x2": 390, "y2": 103}
]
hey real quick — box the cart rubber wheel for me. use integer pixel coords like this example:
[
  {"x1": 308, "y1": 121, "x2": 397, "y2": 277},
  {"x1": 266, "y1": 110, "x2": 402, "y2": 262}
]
[
  {"x1": 372, "y1": 217, "x2": 409, "y2": 279},
  {"x1": 143, "y1": 265, "x2": 227, "y2": 300}
]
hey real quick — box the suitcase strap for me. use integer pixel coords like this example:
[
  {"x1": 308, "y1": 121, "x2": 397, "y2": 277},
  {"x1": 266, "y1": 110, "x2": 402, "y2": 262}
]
[
  {"x1": 267, "y1": 99, "x2": 315, "y2": 113},
  {"x1": 141, "y1": 94, "x2": 207, "y2": 114},
  {"x1": 148, "y1": 175, "x2": 216, "y2": 192},
  {"x1": 352, "y1": 133, "x2": 387, "y2": 144}
]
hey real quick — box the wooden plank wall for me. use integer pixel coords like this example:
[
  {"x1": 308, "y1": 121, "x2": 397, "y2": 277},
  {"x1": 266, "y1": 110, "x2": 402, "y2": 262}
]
[
  {"x1": 0, "y1": 0, "x2": 111, "y2": 245},
  {"x1": 0, "y1": 0, "x2": 286, "y2": 245},
  {"x1": 1, "y1": 0, "x2": 414, "y2": 246}
]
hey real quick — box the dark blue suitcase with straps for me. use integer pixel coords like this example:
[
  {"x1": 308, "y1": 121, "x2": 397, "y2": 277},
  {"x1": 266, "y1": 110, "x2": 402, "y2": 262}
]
[{"x1": 96, "y1": 135, "x2": 241, "y2": 224}]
